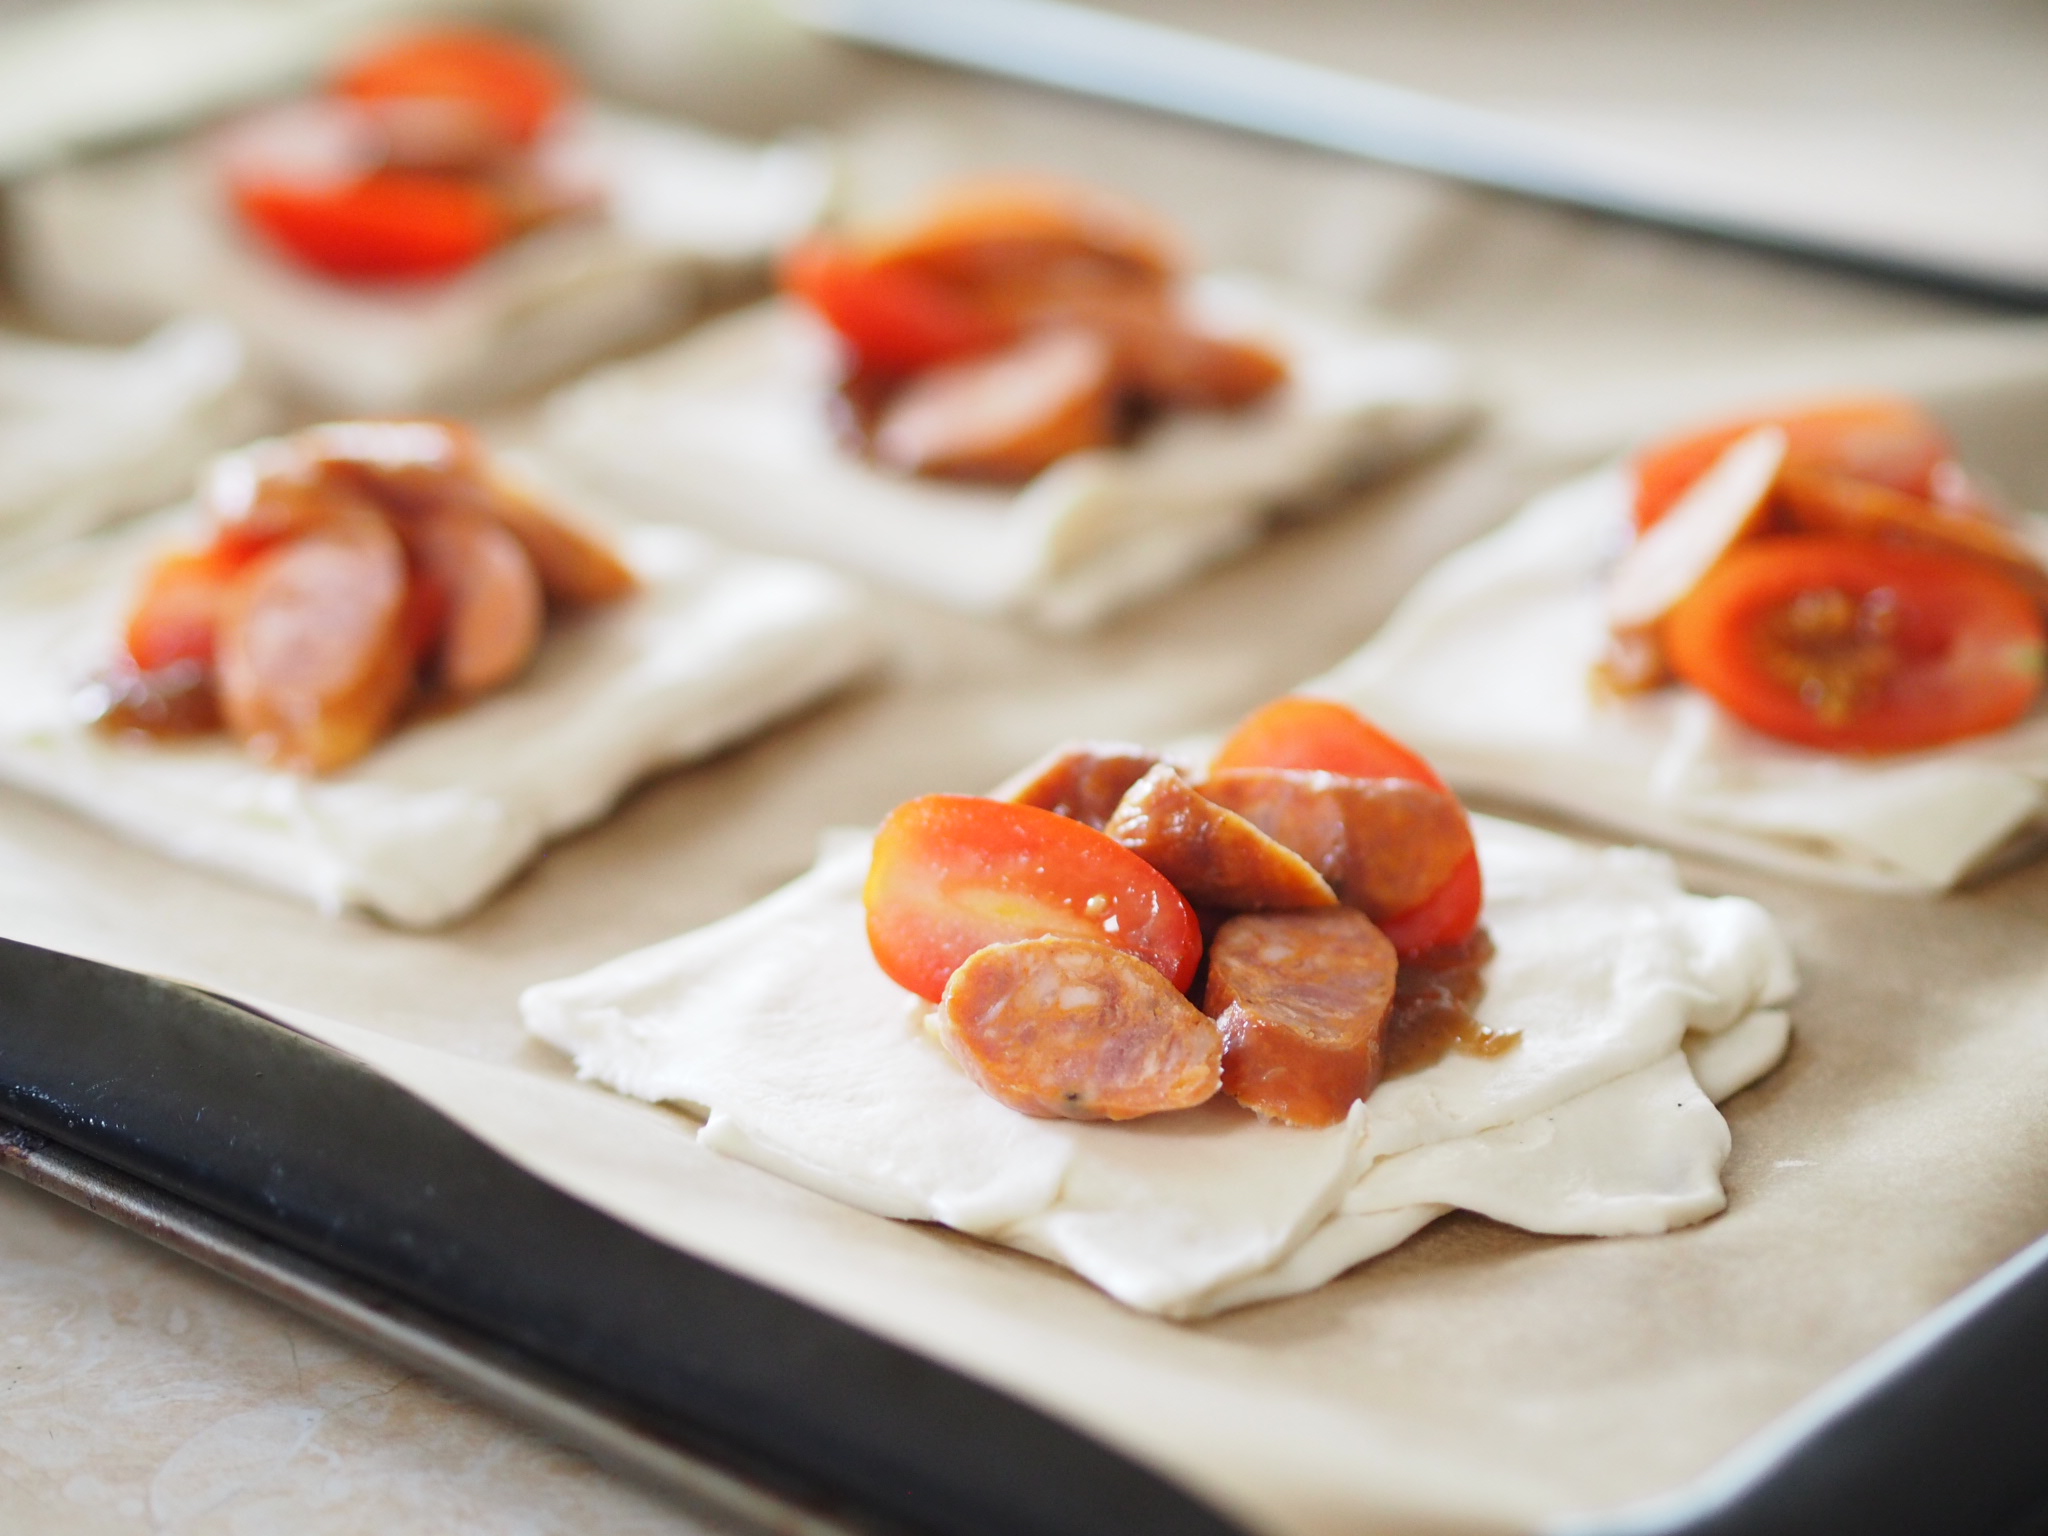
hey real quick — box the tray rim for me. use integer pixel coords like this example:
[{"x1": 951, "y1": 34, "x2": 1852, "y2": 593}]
[{"x1": 7, "y1": 934, "x2": 2048, "y2": 1536}]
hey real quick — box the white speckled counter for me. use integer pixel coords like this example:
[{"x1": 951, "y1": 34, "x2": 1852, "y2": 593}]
[{"x1": 0, "y1": 1177, "x2": 708, "y2": 1535}]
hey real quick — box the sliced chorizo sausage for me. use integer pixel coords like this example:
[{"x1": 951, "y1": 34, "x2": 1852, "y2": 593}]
[
  {"x1": 1104, "y1": 763, "x2": 1335, "y2": 912},
  {"x1": 214, "y1": 499, "x2": 415, "y2": 773},
  {"x1": 1204, "y1": 907, "x2": 1398, "y2": 1128},
  {"x1": 1002, "y1": 741, "x2": 1161, "y2": 829},
  {"x1": 399, "y1": 499, "x2": 544, "y2": 695},
  {"x1": 472, "y1": 471, "x2": 640, "y2": 607},
  {"x1": 870, "y1": 326, "x2": 1121, "y2": 483},
  {"x1": 1198, "y1": 767, "x2": 1469, "y2": 922},
  {"x1": 937, "y1": 937, "x2": 1221, "y2": 1121}
]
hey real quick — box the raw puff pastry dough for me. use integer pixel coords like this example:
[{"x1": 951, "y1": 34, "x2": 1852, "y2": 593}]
[
  {"x1": 0, "y1": 317, "x2": 264, "y2": 556},
  {"x1": 539, "y1": 274, "x2": 1472, "y2": 630},
  {"x1": 1313, "y1": 465, "x2": 2048, "y2": 892},
  {"x1": 0, "y1": 483, "x2": 876, "y2": 927},
  {"x1": 11, "y1": 107, "x2": 831, "y2": 413},
  {"x1": 524, "y1": 817, "x2": 1795, "y2": 1318}
]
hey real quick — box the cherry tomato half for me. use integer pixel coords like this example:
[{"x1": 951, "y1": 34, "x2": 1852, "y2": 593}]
[
  {"x1": 334, "y1": 27, "x2": 570, "y2": 147},
  {"x1": 865, "y1": 794, "x2": 1203, "y2": 1004},
  {"x1": 125, "y1": 545, "x2": 251, "y2": 671},
  {"x1": 1212, "y1": 696, "x2": 1448, "y2": 791},
  {"x1": 781, "y1": 237, "x2": 1015, "y2": 374},
  {"x1": 1375, "y1": 849, "x2": 1482, "y2": 958},
  {"x1": 1664, "y1": 536, "x2": 2045, "y2": 754},
  {"x1": 1634, "y1": 397, "x2": 1951, "y2": 533},
  {"x1": 232, "y1": 170, "x2": 509, "y2": 281},
  {"x1": 1210, "y1": 697, "x2": 1478, "y2": 953}
]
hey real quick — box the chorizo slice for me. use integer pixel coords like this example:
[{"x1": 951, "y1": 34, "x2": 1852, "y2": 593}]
[
  {"x1": 1199, "y1": 768, "x2": 1470, "y2": 922},
  {"x1": 214, "y1": 499, "x2": 415, "y2": 773},
  {"x1": 1204, "y1": 908, "x2": 1398, "y2": 1128},
  {"x1": 870, "y1": 326, "x2": 1121, "y2": 483},
  {"x1": 299, "y1": 420, "x2": 634, "y2": 607},
  {"x1": 201, "y1": 437, "x2": 334, "y2": 554},
  {"x1": 1104, "y1": 763, "x2": 1335, "y2": 912},
  {"x1": 399, "y1": 500, "x2": 544, "y2": 696},
  {"x1": 1087, "y1": 298, "x2": 1286, "y2": 410},
  {"x1": 937, "y1": 937, "x2": 1221, "y2": 1121},
  {"x1": 471, "y1": 471, "x2": 639, "y2": 607},
  {"x1": 1001, "y1": 741, "x2": 1161, "y2": 829}
]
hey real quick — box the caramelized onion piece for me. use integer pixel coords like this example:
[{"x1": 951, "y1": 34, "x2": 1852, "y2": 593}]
[
  {"x1": 1204, "y1": 907, "x2": 1398, "y2": 1128},
  {"x1": 214, "y1": 499, "x2": 414, "y2": 773},
  {"x1": 1105, "y1": 764, "x2": 1336, "y2": 912},
  {"x1": 937, "y1": 936, "x2": 1220, "y2": 1121}
]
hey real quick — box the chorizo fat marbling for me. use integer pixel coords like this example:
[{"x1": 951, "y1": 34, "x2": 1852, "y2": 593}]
[
  {"x1": 937, "y1": 937, "x2": 1221, "y2": 1120},
  {"x1": 1204, "y1": 907, "x2": 1399, "y2": 1128}
]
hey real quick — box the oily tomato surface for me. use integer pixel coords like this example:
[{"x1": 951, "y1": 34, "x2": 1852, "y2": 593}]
[
  {"x1": 1375, "y1": 850, "x2": 1482, "y2": 957},
  {"x1": 1664, "y1": 536, "x2": 2046, "y2": 753},
  {"x1": 1212, "y1": 696, "x2": 1448, "y2": 791},
  {"x1": 1209, "y1": 697, "x2": 1477, "y2": 953},
  {"x1": 781, "y1": 238, "x2": 1015, "y2": 373},
  {"x1": 232, "y1": 171, "x2": 508, "y2": 281},
  {"x1": 865, "y1": 794, "x2": 1202, "y2": 1004}
]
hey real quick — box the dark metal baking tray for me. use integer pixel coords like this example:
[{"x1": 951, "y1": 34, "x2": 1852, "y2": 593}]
[{"x1": 3, "y1": 933, "x2": 2046, "y2": 1536}]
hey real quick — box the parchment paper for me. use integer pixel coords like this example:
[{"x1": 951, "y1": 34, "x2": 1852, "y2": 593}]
[{"x1": 5, "y1": 12, "x2": 2048, "y2": 1534}]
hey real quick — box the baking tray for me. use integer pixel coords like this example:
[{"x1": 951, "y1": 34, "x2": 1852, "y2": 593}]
[{"x1": 4, "y1": 933, "x2": 2048, "y2": 1536}]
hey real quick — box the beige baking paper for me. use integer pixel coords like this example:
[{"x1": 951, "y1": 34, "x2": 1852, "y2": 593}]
[{"x1": 6, "y1": 23, "x2": 2048, "y2": 1536}]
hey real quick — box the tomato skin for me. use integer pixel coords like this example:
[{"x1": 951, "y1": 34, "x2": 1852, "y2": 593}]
[
  {"x1": 1376, "y1": 850, "x2": 1482, "y2": 958},
  {"x1": 232, "y1": 171, "x2": 508, "y2": 281},
  {"x1": 865, "y1": 794, "x2": 1203, "y2": 1004},
  {"x1": 1665, "y1": 536, "x2": 2045, "y2": 754},
  {"x1": 1209, "y1": 697, "x2": 1478, "y2": 949},
  {"x1": 1634, "y1": 397, "x2": 1951, "y2": 533},
  {"x1": 334, "y1": 28, "x2": 570, "y2": 147},
  {"x1": 1212, "y1": 697, "x2": 1449, "y2": 793},
  {"x1": 781, "y1": 238, "x2": 1015, "y2": 374},
  {"x1": 125, "y1": 545, "x2": 252, "y2": 671}
]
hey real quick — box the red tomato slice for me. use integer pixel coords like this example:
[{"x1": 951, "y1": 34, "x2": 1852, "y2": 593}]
[
  {"x1": 125, "y1": 545, "x2": 250, "y2": 671},
  {"x1": 232, "y1": 170, "x2": 509, "y2": 281},
  {"x1": 1634, "y1": 397, "x2": 1951, "y2": 533},
  {"x1": 1376, "y1": 850, "x2": 1482, "y2": 958},
  {"x1": 1664, "y1": 535, "x2": 2045, "y2": 753},
  {"x1": 1212, "y1": 696, "x2": 1448, "y2": 792},
  {"x1": 866, "y1": 794, "x2": 1203, "y2": 1004},
  {"x1": 781, "y1": 237, "x2": 1015, "y2": 374},
  {"x1": 334, "y1": 27, "x2": 570, "y2": 147},
  {"x1": 1210, "y1": 697, "x2": 1478, "y2": 949}
]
